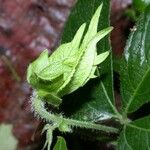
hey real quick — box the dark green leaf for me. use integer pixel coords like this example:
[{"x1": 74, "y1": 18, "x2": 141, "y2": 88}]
[
  {"x1": 133, "y1": 0, "x2": 150, "y2": 13},
  {"x1": 61, "y1": 0, "x2": 116, "y2": 122},
  {"x1": 117, "y1": 116, "x2": 150, "y2": 150},
  {"x1": 53, "y1": 136, "x2": 68, "y2": 150},
  {"x1": 121, "y1": 6, "x2": 150, "y2": 114}
]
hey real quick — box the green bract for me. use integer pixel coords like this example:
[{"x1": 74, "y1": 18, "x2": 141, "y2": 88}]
[{"x1": 27, "y1": 4, "x2": 112, "y2": 107}]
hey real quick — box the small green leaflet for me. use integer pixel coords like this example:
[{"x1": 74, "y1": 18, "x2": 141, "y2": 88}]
[
  {"x1": 27, "y1": 4, "x2": 112, "y2": 107},
  {"x1": 53, "y1": 136, "x2": 68, "y2": 150}
]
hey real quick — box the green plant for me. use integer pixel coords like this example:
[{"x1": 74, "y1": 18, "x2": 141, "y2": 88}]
[
  {"x1": 27, "y1": 0, "x2": 150, "y2": 149},
  {"x1": 125, "y1": 0, "x2": 150, "y2": 21}
]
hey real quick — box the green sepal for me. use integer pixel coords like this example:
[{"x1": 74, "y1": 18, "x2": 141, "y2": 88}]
[
  {"x1": 60, "y1": 27, "x2": 113, "y2": 95},
  {"x1": 94, "y1": 51, "x2": 110, "y2": 65},
  {"x1": 27, "y1": 50, "x2": 49, "y2": 87},
  {"x1": 38, "y1": 90, "x2": 62, "y2": 107},
  {"x1": 53, "y1": 136, "x2": 68, "y2": 150}
]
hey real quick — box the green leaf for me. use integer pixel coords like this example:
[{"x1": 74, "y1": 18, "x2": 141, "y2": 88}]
[
  {"x1": 53, "y1": 136, "x2": 68, "y2": 150},
  {"x1": 121, "y1": 5, "x2": 150, "y2": 114},
  {"x1": 61, "y1": 0, "x2": 117, "y2": 121},
  {"x1": 118, "y1": 6, "x2": 150, "y2": 149},
  {"x1": 0, "y1": 124, "x2": 18, "y2": 150},
  {"x1": 133, "y1": 0, "x2": 150, "y2": 13},
  {"x1": 117, "y1": 116, "x2": 150, "y2": 150}
]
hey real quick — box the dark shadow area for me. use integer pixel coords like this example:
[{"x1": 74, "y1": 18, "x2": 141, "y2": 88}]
[
  {"x1": 128, "y1": 102, "x2": 150, "y2": 121},
  {"x1": 60, "y1": 73, "x2": 108, "y2": 117},
  {"x1": 52, "y1": 127, "x2": 117, "y2": 150}
]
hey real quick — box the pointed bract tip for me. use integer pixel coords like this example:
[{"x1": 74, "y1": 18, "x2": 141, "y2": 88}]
[{"x1": 96, "y1": 3, "x2": 103, "y2": 15}]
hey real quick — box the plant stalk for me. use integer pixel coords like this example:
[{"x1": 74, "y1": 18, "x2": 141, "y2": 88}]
[{"x1": 31, "y1": 93, "x2": 119, "y2": 134}]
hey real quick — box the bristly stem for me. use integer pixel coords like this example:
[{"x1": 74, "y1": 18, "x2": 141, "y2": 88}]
[
  {"x1": 31, "y1": 93, "x2": 119, "y2": 134},
  {"x1": 63, "y1": 118, "x2": 118, "y2": 133}
]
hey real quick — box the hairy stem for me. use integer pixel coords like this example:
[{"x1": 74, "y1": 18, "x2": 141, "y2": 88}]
[
  {"x1": 63, "y1": 118, "x2": 118, "y2": 133},
  {"x1": 31, "y1": 93, "x2": 62, "y2": 125},
  {"x1": 31, "y1": 93, "x2": 119, "y2": 133}
]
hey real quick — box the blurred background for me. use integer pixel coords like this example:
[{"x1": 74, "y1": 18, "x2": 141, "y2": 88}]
[{"x1": 0, "y1": 0, "x2": 133, "y2": 149}]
